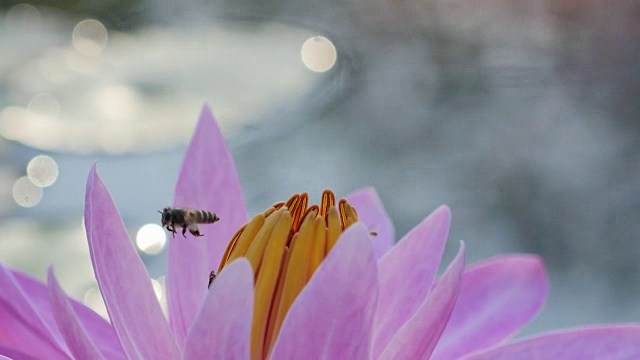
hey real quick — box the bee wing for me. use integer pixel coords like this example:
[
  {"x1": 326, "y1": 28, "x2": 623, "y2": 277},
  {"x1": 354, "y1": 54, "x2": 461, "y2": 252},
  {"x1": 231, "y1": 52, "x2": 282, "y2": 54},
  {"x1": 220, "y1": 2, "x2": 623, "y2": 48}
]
[{"x1": 184, "y1": 212, "x2": 199, "y2": 232}]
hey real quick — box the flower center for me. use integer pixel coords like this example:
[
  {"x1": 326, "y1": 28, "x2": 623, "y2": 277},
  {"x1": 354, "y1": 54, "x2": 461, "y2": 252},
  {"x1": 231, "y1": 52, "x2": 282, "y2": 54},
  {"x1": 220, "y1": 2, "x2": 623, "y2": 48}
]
[{"x1": 216, "y1": 190, "x2": 359, "y2": 360}]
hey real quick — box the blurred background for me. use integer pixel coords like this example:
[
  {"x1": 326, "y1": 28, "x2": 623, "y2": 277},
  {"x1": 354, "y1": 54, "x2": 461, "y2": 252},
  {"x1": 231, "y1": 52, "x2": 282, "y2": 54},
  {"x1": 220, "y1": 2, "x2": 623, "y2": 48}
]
[{"x1": 1, "y1": 0, "x2": 639, "y2": 336}]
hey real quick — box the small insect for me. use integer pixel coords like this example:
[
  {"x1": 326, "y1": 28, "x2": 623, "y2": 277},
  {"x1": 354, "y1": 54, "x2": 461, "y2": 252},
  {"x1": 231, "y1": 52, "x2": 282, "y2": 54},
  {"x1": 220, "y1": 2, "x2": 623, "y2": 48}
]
[
  {"x1": 208, "y1": 271, "x2": 217, "y2": 289},
  {"x1": 159, "y1": 207, "x2": 220, "y2": 238}
]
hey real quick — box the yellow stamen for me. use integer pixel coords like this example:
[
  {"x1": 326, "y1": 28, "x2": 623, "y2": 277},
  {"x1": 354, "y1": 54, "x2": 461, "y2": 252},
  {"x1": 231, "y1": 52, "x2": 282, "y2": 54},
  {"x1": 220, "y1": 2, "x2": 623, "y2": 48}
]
[
  {"x1": 219, "y1": 225, "x2": 244, "y2": 273},
  {"x1": 215, "y1": 190, "x2": 361, "y2": 360},
  {"x1": 220, "y1": 213, "x2": 267, "y2": 271},
  {"x1": 264, "y1": 246, "x2": 290, "y2": 355},
  {"x1": 342, "y1": 201, "x2": 359, "y2": 229},
  {"x1": 303, "y1": 205, "x2": 319, "y2": 221},
  {"x1": 308, "y1": 216, "x2": 327, "y2": 278},
  {"x1": 245, "y1": 208, "x2": 286, "y2": 273},
  {"x1": 251, "y1": 211, "x2": 293, "y2": 360},
  {"x1": 338, "y1": 199, "x2": 348, "y2": 228},
  {"x1": 285, "y1": 194, "x2": 299, "y2": 208},
  {"x1": 270, "y1": 212, "x2": 315, "y2": 344},
  {"x1": 326, "y1": 206, "x2": 342, "y2": 253},
  {"x1": 320, "y1": 189, "x2": 335, "y2": 219},
  {"x1": 266, "y1": 203, "x2": 285, "y2": 214},
  {"x1": 289, "y1": 193, "x2": 308, "y2": 232}
]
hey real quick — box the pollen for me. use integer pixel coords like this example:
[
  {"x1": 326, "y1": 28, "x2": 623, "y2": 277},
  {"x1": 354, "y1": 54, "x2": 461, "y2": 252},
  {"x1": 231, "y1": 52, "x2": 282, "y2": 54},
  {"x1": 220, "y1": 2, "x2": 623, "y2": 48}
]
[{"x1": 216, "y1": 190, "x2": 359, "y2": 360}]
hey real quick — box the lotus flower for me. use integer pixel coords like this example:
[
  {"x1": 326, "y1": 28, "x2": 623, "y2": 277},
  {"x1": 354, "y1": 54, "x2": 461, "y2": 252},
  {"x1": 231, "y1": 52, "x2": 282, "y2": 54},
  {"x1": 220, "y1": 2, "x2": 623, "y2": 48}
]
[{"x1": 1, "y1": 105, "x2": 640, "y2": 360}]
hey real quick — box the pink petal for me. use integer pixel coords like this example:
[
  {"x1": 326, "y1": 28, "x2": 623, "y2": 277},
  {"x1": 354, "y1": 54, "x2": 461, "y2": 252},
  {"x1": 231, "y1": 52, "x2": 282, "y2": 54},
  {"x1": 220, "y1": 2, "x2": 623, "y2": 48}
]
[
  {"x1": 462, "y1": 325, "x2": 640, "y2": 360},
  {"x1": 0, "y1": 262, "x2": 69, "y2": 359},
  {"x1": 11, "y1": 269, "x2": 124, "y2": 359},
  {"x1": 346, "y1": 187, "x2": 395, "y2": 258},
  {"x1": 167, "y1": 105, "x2": 248, "y2": 346},
  {"x1": 0, "y1": 345, "x2": 40, "y2": 359},
  {"x1": 432, "y1": 255, "x2": 548, "y2": 360},
  {"x1": 183, "y1": 259, "x2": 253, "y2": 360},
  {"x1": 372, "y1": 205, "x2": 451, "y2": 358},
  {"x1": 270, "y1": 222, "x2": 378, "y2": 359},
  {"x1": 85, "y1": 164, "x2": 181, "y2": 359},
  {"x1": 47, "y1": 267, "x2": 104, "y2": 360},
  {"x1": 378, "y1": 242, "x2": 466, "y2": 360}
]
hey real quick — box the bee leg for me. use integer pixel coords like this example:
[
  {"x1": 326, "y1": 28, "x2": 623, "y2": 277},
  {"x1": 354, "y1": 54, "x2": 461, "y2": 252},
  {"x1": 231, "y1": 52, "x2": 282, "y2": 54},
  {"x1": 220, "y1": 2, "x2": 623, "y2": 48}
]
[
  {"x1": 208, "y1": 271, "x2": 216, "y2": 289},
  {"x1": 166, "y1": 225, "x2": 177, "y2": 238},
  {"x1": 189, "y1": 228, "x2": 204, "y2": 237},
  {"x1": 182, "y1": 226, "x2": 187, "y2": 238},
  {"x1": 186, "y1": 221, "x2": 204, "y2": 237}
]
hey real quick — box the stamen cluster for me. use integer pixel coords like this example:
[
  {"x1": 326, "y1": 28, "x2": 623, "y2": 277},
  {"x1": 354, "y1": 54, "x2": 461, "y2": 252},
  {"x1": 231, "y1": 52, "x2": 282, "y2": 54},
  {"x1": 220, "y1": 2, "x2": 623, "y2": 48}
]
[{"x1": 216, "y1": 190, "x2": 359, "y2": 359}]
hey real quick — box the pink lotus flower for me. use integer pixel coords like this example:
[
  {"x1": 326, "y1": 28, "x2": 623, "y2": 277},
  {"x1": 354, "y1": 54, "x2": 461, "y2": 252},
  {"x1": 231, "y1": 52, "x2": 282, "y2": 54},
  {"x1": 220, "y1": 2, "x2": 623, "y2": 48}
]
[{"x1": 1, "y1": 105, "x2": 639, "y2": 359}]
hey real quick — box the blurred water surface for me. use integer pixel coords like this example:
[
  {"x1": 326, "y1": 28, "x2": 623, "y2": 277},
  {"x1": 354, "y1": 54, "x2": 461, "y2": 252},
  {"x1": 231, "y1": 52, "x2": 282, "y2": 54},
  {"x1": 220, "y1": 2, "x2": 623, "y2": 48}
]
[{"x1": 0, "y1": 0, "x2": 639, "y2": 335}]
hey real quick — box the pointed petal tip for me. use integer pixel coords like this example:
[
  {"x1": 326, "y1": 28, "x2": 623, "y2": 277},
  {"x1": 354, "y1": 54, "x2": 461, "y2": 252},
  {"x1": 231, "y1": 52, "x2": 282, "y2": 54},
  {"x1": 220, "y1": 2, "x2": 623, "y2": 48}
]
[
  {"x1": 168, "y1": 103, "x2": 248, "y2": 346},
  {"x1": 345, "y1": 186, "x2": 395, "y2": 258},
  {"x1": 432, "y1": 251, "x2": 550, "y2": 359},
  {"x1": 433, "y1": 204, "x2": 452, "y2": 221},
  {"x1": 525, "y1": 253, "x2": 546, "y2": 272},
  {"x1": 475, "y1": 253, "x2": 549, "y2": 290},
  {"x1": 221, "y1": 257, "x2": 253, "y2": 279},
  {"x1": 87, "y1": 163, "x2": 96, "y2": 183},
  {"x1": 85, "y1": 160, "x2": 180, "y2": 359},
  {"x1": 360, "y1": 185, "x2": 376, "y2": 193},
  {"x1": 348, "y1": 186, "x2": 378, "y2": 199},
  {"x1": 197, "y1": 103, "x2": 215, "y2": 124},
  {"x1": 86, "y1": 162, "x2": 102, "y2": 199},
  {"x1": 372, "y1": 203, "x2": 453, "y2": 356},
  {"x1": 347, "y1": 187, "x2": 387, "y2": 213},
  {"x1": 451, "y1": 240, "x2": 466, "y2": 273},
  {"x1": 46, "y1": 265, "x2": 55, "y2": 283},
  {"x1": 518, "y1": 254, "x2": 548, "y2": 284},
  {"x1": 408, "y1": 204, "x2": 451, "y2": 236},
  {"x1": 457, "y1": 240, "x2": 466, "y2": 257},
  {"x1": 519, "y1": 254, "x2": 549, "y2": 299},
  {"x1": 377, "y1": 233, "x2": 466, "y2": 360},
  {"x1": 200, "y1": 102, "x2": 212, "y2": 114},
  {"x1": 476, "y1": 254, "x2": 550, "y2": 301}
]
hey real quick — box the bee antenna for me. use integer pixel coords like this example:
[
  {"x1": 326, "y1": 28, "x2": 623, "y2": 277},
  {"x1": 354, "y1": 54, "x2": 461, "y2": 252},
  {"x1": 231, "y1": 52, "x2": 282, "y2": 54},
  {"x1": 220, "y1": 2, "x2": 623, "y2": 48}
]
[{"x1": 157, "y1": 210, "x2": 163, "y2": 214}]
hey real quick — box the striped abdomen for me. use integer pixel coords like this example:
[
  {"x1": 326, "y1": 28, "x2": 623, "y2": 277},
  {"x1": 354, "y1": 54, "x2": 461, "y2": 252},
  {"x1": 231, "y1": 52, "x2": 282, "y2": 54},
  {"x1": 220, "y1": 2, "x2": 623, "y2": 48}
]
[{"x1": 194, "y1": 210, "x2": 220, "y2": 224}]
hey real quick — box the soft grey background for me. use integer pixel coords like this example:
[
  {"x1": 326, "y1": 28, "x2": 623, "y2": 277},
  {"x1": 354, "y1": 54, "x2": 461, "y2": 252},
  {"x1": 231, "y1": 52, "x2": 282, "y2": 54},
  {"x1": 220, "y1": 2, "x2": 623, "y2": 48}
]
[{"x1": 1, "y1": 0, "x2": 639, "y2": 336}]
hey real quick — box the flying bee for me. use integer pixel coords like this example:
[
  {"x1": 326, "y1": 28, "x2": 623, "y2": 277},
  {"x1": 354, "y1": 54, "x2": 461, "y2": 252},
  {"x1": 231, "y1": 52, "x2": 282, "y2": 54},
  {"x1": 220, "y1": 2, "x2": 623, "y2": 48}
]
[{"x1": 159, "y1": 207, "x2": 220, "y2": 238}]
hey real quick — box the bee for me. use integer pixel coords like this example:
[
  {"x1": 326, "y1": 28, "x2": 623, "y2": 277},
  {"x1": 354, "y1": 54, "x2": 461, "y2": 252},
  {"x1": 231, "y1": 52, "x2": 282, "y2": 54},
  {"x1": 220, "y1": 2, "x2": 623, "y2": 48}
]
[
  {"x1": 159, "y1": 207, "x2": 220, "y2": 238},
  {"x1": 208, "y1": 271, "x2": 216, "y2": 289}
]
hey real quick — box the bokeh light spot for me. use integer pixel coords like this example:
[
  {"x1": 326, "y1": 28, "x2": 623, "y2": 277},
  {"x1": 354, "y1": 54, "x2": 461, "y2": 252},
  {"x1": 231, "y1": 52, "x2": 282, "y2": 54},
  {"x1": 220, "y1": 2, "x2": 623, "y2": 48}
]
[
  {"x1": 83, "y1": 286, "x2": 108, "y2": 320},
  {"x1": 301, "y1": 36, "x2": 337, "y2": 73},
  {"x1": 136, "y1": 223, "x2": 167, "y2": 255},
  {"x1": 27, "y1": 155, "x2": 59, "y2": 187},
  {"x1": 72, "y1": 19, "x2": 108, "y2": 56},
  {"x1": 12, "y1": 176, "x2": 43, "y2": 207},
  {"x1": 151, "y1": 278, "x2": 163, "y2": 301},
  {"x1": 5, "y1": 4, "x2": 40, "y2": 33},
  {"x1": 156, "y1": 276, "x2": 167, "y2": 315}
]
